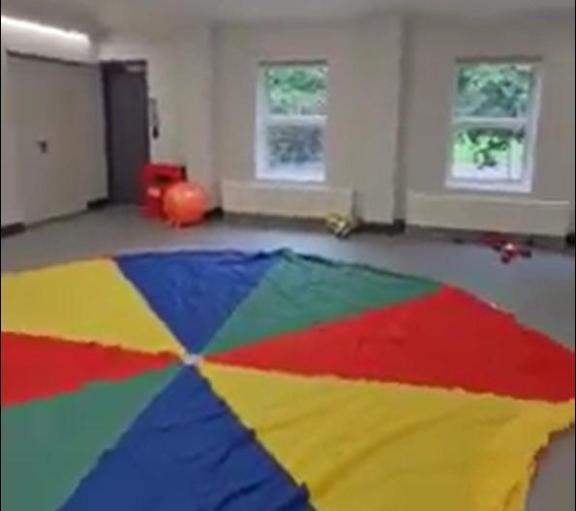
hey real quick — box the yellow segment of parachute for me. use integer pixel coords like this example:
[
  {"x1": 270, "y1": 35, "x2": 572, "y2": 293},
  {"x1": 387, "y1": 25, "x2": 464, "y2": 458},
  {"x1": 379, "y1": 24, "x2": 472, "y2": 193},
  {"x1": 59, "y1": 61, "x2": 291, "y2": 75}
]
[
  {"x1": 2, "y1": 260, "x2": 185, "y2": 357},
  {"x1": 201, "y1": 362, "x2": 574, "y2": 511}
]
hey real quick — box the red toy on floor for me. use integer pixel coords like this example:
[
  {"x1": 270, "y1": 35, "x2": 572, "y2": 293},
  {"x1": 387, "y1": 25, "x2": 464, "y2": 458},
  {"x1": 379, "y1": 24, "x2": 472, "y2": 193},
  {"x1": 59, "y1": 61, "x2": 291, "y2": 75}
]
[
  {"x1": 482, "y1": 233, "x2": 533, "y2": 264},
  {"x1": 141, "y1": 164, "x2": 186, "y2": 219}
]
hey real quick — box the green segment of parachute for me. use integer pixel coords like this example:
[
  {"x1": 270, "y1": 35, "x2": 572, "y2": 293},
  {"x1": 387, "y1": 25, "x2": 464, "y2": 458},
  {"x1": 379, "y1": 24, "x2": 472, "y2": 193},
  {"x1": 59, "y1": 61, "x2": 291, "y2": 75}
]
[
  {"x1": 1, "y1": 366, "x2": 179, "y2": 511},
  {"x1": 203, "y1": 253, "x2": 440, "y2": 355}
]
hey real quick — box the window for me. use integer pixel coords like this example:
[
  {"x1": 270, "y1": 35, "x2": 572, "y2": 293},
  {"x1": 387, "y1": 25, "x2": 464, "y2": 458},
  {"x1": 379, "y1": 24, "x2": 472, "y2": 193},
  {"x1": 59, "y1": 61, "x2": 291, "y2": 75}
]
[
  {"x1": 257, "y1": 63, "x2": 328, "y2": 182},
  {"x1": 447, "y1": 62, "x2": 540, "y2": 193}
]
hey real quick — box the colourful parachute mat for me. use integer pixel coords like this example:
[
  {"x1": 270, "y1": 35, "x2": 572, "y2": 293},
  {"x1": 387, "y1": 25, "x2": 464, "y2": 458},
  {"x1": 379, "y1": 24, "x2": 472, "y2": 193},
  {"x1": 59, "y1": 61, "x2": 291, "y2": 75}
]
[{"x1": 2, "y1": 250, "x2": 574, "y2": 511}]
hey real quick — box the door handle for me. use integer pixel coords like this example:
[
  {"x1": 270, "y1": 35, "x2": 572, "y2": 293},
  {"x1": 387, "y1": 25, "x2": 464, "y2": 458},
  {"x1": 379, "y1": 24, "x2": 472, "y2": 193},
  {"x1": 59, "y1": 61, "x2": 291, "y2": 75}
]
[{"x1": 37, "y1": 140, "x2": 49, "y2": 154}]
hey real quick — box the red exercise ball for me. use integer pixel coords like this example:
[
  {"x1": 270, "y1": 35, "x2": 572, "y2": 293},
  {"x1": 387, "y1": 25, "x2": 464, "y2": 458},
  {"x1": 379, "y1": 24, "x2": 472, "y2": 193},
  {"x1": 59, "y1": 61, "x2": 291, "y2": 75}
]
[{"x1": 163, "y1": 182, "x2": 208, "y2": 226}]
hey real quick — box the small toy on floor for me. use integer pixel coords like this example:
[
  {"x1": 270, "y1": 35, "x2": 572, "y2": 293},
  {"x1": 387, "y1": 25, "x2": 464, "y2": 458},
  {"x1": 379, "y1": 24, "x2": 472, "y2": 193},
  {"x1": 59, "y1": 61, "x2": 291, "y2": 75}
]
[
  {"x1": 325, "y1": 214, "x2": 358, "y2": 239},
  {"x1": 482, "y1": 233, "x2": 533, "y2": 265}
]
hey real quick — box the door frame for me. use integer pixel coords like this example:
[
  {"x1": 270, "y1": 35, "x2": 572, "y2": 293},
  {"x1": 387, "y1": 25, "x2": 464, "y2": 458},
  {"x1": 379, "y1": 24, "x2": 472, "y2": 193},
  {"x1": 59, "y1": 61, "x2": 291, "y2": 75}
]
[{"x1": 101, "y1": 60, "x2": 151, "y2": 203}]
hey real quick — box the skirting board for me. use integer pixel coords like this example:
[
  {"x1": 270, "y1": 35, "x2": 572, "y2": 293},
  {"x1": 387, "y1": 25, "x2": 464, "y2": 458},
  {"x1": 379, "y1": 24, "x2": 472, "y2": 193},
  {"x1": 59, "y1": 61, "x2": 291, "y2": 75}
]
[
  {"x1": 87, "y1": 198, "x2": 111, "y2": 210},
  {"x1": 361, "y1": 220, "x2": 407, "y2": 236},
  {"x1": 1, "y1": 223, "x2": 26, "y2": 238}
]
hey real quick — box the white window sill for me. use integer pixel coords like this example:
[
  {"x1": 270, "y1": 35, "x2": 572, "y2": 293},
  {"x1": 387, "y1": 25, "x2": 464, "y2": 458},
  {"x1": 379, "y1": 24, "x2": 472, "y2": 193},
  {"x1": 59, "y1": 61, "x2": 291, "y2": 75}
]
[
  {"x1": 446, "y1": 178, "x2": 533, "y2": 195},
  {"x1": 257, "y1": 167, "x2": 326, "y2": 185}
]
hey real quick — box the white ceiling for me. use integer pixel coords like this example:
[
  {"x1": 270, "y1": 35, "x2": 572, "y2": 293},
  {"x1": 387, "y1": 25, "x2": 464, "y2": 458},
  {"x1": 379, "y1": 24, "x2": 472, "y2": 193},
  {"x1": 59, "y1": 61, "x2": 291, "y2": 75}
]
[{"x1": 2, "y1": 0, "x2": 574, "y2": 34}]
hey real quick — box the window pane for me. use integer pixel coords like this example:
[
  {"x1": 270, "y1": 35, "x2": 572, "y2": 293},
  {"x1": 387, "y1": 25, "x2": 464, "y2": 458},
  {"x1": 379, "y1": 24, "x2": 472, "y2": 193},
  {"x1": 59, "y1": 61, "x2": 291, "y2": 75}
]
[
  {"x1": 451, "y1": 127, "x2": 527, "y2": 181},
  {"x1": 265, "y1": 65, "x2": 328, "y2": 116},
  {"x1": 455, "y1": 63, "x2": 535, "y2": 119},
  {"x1": 267, "y1": 123, "x2": 325, "y2": 177}
]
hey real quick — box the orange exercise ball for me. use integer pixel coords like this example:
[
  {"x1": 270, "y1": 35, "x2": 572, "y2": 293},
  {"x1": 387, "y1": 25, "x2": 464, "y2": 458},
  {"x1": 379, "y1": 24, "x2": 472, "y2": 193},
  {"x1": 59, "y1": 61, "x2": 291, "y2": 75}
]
[{"x1": 163, "y1": 182, "x2": 208, "y2": 226}]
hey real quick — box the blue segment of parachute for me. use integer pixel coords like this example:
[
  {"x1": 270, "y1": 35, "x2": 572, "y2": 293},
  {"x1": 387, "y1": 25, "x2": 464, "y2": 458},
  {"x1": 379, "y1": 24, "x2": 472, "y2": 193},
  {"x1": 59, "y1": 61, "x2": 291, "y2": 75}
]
[
  {"x1": 61, "y1": 368, "x2": 312, "y2": 511},
  {"x1": 116, "y1": 251, "x2": 280, "y2": 354}
]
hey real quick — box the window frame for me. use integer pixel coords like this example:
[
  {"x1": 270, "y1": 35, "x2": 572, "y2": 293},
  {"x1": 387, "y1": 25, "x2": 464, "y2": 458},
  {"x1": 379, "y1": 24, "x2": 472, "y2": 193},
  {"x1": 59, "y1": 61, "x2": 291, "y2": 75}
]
[
  {"x1": 446, "y1": 59, "x2": 542, "y2": 194},
  {"x1": 256, "y1": 61, "x2": 329, "y2": 184}
]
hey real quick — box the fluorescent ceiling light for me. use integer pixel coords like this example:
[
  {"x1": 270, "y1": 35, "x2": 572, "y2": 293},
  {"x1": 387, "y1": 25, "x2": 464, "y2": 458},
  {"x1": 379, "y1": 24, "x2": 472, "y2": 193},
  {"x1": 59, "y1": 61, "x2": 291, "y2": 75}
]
[{"x1": 1, "y1": 15, "x2": 90, "y2": 43}]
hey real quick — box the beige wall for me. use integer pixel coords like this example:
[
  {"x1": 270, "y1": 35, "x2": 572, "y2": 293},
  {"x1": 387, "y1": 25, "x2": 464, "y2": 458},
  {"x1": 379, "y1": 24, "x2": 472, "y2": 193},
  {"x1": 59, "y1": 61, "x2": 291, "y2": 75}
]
[
  {"x1": 214, "y1": 17, "x2": 405, "y2": 223},
  {"x1": 3, "y1": 14, "x2": 574, "y2": 234},
  {"x1": 401, "y1": 14, "x2": 575, "y2": 234},
  {"x1": 97, "y1": 15, "x2": 576, "y2": 232},
  {"x1": 99, "y1": 30, "x2": 217, "y2": 204}
]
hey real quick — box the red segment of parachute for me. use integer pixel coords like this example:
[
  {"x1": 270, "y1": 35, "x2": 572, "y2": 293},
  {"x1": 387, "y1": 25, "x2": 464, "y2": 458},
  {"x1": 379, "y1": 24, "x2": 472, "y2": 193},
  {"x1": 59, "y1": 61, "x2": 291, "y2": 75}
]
[
  {"x1": 209, "y1": 287, "x2": 575, "y2": 402},
  {"x1": 2, "y1": 332, "x2": 179, "y2": 406}
]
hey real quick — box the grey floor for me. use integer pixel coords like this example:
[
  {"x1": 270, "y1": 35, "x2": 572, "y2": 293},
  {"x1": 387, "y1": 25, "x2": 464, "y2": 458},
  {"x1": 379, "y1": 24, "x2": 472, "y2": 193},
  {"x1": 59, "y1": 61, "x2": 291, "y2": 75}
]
[{"x1": 2, "y1": 207, "x2": 575, "y2": 510}]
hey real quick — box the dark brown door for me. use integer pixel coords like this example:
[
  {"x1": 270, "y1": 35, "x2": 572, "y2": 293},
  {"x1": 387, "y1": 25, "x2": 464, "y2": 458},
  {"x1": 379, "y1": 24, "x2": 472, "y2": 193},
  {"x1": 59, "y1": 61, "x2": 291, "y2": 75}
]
[{"x1": 103, "y1": 62, "x2": 150, "y2": 204}]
